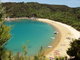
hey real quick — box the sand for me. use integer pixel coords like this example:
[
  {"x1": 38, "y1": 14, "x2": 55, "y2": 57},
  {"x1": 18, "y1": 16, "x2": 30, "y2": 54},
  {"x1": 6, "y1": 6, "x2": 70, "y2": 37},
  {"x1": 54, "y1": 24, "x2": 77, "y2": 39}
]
[
  {"x1": 36, "y1": 18, "x2": 80, "y2": 58},
  {"x1": 5, "y1": 18, "x2": 80, "y2": 58}
]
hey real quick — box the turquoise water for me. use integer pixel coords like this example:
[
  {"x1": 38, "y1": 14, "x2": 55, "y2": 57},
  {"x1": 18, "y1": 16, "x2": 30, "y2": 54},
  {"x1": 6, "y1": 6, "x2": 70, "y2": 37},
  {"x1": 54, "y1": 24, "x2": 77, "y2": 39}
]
[{"x1": 4, "y1": 19, "x2": 56, "y2": 56}]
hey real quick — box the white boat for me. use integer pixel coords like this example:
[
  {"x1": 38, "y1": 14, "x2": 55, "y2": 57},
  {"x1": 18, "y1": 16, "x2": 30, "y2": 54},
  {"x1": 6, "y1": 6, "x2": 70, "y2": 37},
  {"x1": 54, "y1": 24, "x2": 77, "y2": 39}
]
[
  {"x1": 51, "y1": 37, "x2": 55, "y2": 39},
  {"x1": 48, "y1": 46, "x2": 52, "y2": 48}
]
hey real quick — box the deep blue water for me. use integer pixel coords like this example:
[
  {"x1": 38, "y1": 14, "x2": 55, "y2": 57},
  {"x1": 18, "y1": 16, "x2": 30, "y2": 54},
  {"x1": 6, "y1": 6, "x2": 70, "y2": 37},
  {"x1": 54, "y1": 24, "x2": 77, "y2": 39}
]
[{"x1": 4, "y1": 19, "x2": 56, "y2": 56}]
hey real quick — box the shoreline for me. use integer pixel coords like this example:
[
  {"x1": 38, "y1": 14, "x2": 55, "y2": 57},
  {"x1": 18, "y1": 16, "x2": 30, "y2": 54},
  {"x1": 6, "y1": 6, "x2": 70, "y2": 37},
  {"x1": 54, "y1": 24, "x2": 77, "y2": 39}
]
[
  {"x1": 36, "y1": 18, "x2": 80, "y2": 58},
  {"x1": 36, "y1": 18, "x2": 62, "y2": 56},
  {"x1": 38, "y1": 19, "x2": 80, "y2": 57},
  {"x1": 4, "y1": 17, "x2": 36, "y2": 21},
  {"x1": 5, "y1": 18, "x2": 80, "y2": 58}
]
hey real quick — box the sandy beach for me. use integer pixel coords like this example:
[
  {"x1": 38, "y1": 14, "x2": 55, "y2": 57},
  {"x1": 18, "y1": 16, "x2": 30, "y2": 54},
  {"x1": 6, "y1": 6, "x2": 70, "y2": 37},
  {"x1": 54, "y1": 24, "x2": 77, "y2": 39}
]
[
  {"x1": 36, "y1": 18, "x2": 80, "y2": 58},
  {"x1": 5, "y1": 18, "x2": 80, "y2": 58}
]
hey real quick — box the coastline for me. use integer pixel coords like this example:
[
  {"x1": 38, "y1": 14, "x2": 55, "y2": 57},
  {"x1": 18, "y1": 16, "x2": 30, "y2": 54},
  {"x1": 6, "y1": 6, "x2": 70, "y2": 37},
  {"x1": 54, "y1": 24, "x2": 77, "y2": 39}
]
[
  {"x1": 36, "y1": 18, "x2": 62, "y2": 56},
  {"x1": 4, "y1": 17, "x2": 36, "y2": 21},
  {"x1": 5, "y1": 18, "x2": 80, "y2": 58},
  {"x1": 36, "y1": 18, "x2": 80, "y2": 58}
]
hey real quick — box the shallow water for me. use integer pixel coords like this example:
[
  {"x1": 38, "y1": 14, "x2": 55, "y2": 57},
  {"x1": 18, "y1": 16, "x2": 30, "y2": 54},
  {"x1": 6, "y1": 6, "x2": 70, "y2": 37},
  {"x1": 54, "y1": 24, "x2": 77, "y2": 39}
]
[{"x1": 4, "y1": 19, "x2": 56, "y2": 56}]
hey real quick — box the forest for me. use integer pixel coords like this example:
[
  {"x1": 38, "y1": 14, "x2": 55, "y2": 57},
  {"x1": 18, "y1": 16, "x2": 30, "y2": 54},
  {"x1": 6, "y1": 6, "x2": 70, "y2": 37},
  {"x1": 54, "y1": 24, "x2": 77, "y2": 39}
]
[
  {"x1": 2, "y1": 2, "x2": 80, "y2": 31},
  {"x1": 0, "y1": 2, "x2": 80, "y2": 60}
]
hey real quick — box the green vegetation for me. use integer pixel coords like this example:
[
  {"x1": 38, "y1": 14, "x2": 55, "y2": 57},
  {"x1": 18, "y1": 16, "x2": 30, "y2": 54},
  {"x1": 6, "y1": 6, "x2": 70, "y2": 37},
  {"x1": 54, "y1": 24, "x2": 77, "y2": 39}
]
[
  {"x1": 0, "y1": 2, "x2": 80, "y2": 60},
  {"x1": 0, "y1": 46, "x2": 68, "y2": 60},
  {"x1": 0, "y1": 4, "x2": 11, "y2": 46},
  {"x1": 2, "y1": 2, "x2": 80, "y2": 31},
  {"x1": 67, "y1": 39, "x2": 80, "y2": 60},
  {"x1": 0, "y1": 4, "x2": 11, "y2": 59}
]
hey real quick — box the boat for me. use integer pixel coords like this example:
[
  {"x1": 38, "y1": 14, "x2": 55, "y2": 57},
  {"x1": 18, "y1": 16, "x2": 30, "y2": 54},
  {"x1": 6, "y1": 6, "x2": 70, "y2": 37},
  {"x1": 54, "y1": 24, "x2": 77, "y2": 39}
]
[{"x1": 48, "y1": 46, "x2": 53, "y2": 48}]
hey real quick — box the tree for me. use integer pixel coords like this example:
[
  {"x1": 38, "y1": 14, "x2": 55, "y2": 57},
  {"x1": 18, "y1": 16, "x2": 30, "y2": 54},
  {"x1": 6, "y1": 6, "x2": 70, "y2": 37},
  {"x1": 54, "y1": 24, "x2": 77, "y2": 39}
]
[
  {"x1": 67, "y1": 39, "x2": 80, "y2": 60},
  {"x1": 34, "y1": 47, "x2": 46, "y2": 60},
  {"x1": 2, "y1": 2, "x2": 80, "y2": 31},
  {"x1": 0, "y1": 3, "x2": 11, "y2": 60}
]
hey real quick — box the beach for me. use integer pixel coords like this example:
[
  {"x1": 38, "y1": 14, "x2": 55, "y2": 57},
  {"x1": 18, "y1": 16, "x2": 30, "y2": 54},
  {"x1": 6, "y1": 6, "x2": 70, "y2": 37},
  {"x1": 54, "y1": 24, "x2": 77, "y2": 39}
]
[
  {"x1": 36, "y1": 18, "x2": 80, "y2": 58},
  {"x1": 5, "y1": 18, "x2": 80, "y2": 58}
]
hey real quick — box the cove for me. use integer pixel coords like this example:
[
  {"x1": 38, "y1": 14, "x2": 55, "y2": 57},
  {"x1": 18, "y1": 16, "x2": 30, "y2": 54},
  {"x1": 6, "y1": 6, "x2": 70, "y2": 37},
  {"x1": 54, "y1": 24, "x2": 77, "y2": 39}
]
[{"x1": 4, "y1": 19, "x2": 56, "y2": 56}]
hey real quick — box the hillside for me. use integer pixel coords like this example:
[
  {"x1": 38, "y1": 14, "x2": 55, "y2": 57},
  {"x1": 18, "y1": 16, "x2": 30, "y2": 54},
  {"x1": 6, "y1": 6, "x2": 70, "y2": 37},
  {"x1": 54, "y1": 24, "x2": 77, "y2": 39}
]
[{"x1": 2, "y1": 2, "x2": 80, "y2": 31}]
